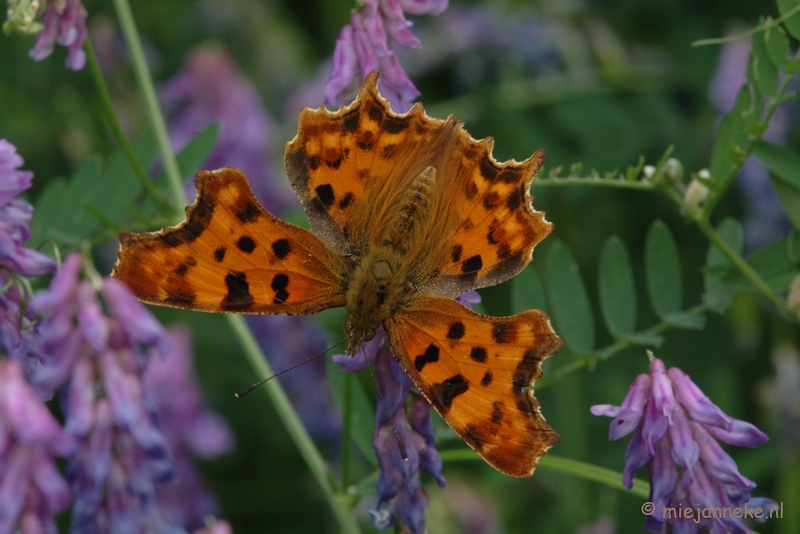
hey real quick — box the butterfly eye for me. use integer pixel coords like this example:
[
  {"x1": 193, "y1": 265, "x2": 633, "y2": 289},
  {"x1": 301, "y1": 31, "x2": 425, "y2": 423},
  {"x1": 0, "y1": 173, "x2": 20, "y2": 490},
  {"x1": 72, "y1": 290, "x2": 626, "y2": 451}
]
[
  {"x1": 344, "y1": 321, "x2": 353, "y2": 334},
  {"x1": 364, "y1": 329, "x2": 376, "y2": 341}
]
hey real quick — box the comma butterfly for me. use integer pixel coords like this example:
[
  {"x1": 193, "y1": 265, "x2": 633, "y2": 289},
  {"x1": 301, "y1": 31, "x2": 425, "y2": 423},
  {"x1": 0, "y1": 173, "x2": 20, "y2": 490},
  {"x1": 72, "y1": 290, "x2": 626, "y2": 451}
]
[{"x1": 112, "y1": 73, "x2": 562, "y2": 477}]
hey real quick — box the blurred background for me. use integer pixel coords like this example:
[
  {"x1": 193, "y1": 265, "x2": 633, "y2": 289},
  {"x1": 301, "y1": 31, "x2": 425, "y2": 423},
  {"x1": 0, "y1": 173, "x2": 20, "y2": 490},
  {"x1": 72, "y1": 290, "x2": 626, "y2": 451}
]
[{"x1": 2, "y1": 0, "x2": 797, "y2": 532}]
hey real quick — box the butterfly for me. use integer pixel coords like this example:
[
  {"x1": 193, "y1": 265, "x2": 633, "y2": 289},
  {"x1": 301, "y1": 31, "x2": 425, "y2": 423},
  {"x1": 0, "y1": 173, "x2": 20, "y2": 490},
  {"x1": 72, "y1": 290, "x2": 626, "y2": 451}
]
[{"x1": 112, "y1": 72, "x2": 562, "y2": 477}]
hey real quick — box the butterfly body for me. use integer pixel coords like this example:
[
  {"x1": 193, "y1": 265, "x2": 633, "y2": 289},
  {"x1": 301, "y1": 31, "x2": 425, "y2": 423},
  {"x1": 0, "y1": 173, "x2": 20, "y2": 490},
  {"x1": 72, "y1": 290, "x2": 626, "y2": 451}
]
[{"x1": 113, "y1": 73, "x2": 563, "y2": 477}]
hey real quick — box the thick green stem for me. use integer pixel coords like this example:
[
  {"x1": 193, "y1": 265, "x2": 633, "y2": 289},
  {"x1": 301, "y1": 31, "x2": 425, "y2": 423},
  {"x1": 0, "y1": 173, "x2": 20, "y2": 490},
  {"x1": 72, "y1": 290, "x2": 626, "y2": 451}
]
[
  {"x1": 84, "y1": 38, "x2": 172, "y2": 215},
  {"x1": 111, "y1": 0, "x2": 186, "y2": 215},
  {"x1": 226, "y1": 315, "x2": 362, "y2": 534}
]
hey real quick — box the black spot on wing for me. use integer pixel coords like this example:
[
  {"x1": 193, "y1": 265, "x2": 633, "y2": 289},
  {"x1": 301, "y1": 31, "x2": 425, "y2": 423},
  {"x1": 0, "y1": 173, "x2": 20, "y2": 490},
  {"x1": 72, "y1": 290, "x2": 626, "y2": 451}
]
[
  {"x1": 470, "y1": 347, "x2": 487, "y2": 363},
  {"x1": 271, "y1": 273, "x2": 290, "y2": 304},
  {"x1": 380, "y1": 144, "x2": 398, "y2": 159},
  {"x1": 498, "y1": 168, "x2": 522, "y2": 184},
  {"x1": 358, "y1": 131, "x2": 375, "y2": 151},
  {"x1": 491, "y1": 402, "x2": 504, "y2": 424},
  {"x1": 465, "y1": 181, "x2": 479, "y2": 200},
  {"x1": 462, "y1": 254, "x2": 483, "y2": 274},
  {"x1": 341, "y1": 109, "x2": 360, "y2": 133},
  {"x1": 272, "y1": 239, "x2": 291, "y2": 260},
  {"x1": 338, "y1": 192, "x2": 354, "y2": 209},
  {"x1": 165, "y1": 288, "x2": 196, "y2": 307},
  {"x1": 414, "y1": 344, "x2": 440, "y2": 372},
  {"x1": 481, "y1": 371, "x2": 493, "y2": 387},
  {"x1": 451, "y1": 244, "x2": 462, "y2": 263},
  {"x1": 492, "y1": 321, "x2": 517, "y2": 344},
  {"x1": 214, "y1": 247, "x2": 226, "y2": 263},
  {"x1": 315, "y1": 184, "x2": 335, "y2": 207},
  {"x1": 483, "y1": 192, "x2": 500, "y2": 210},
  {"x1": 383, "y1": 116, "x2": 409, "y2": 134},
  {"x1": 480, "y1": 155, "x2": 498, "y2": 182},
  {"x1": 174, "y1": 257, "x2": 196, "y2": 277},
  {"x1": 236, "y1": 236, "x2": 256, "y2": 254},
  {"x1": 235, "y1": 200, "x2": 261, "y2": 223},
  {"x1": 447, "y1": 321, "x2": 465, "y2": 340},
  {"x1": 309, "y1": 155, "x2": 322, "y2": 171},
  {"x1": 222, "y1": 272, "x2": 254, "y2": 311},
  {"x1": 507, "y1": 184, "x2": 526, "y2": 210},
  {"x1": 368, "y1": 102, "x2": 384, "y2": 122},
  {"x1": 164, "y1": 195, "x2": 214, "y2": 246},
  {"x1": 430, "y1": 374, "x2": 469, "y2": 412}
]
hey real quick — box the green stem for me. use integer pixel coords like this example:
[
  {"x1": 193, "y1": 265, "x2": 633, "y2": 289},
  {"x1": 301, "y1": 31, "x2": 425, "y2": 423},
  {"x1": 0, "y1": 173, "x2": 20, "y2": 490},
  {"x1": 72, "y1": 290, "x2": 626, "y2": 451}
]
[
  {"x1": 692, "y1": 6, "x2": 800, "y2": 47},
  {"x1": 537, "y1": 455, "x2": 650, "y2": 499},
  {"x1": 536, "y1": 303, "x2": 707, "y2": 389},
  {"x1": 341, "y1": 371, "x2": 354, "y2": 491},
  {"x1": 226, "y1": 315, "x2": 362, "y2": 534},
  {"x1": 693, "y1": 216, "x2": 793, "y2": 316},
  {"x1": 438, "y1": 450, "x2": 650, "y2": 499},
  {"x1": 84, "y1": 38, "x2": 172, "y2": 216},
  {"x1": 111, "y1": 0, "x2": 186, "y2": 215},
  {"x1": 532, "y1": 176, "x2": 657, "y2": 190}
]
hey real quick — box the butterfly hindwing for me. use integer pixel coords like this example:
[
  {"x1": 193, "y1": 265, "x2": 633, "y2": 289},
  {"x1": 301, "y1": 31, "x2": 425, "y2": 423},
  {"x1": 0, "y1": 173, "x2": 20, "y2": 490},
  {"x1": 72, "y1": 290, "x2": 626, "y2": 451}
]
[
  {"x1": 384, "y1": 295, "x2": 562, "y2": 477},
  {"x1": 113, "y1": 167, "x2": 347, "y2": 315}
]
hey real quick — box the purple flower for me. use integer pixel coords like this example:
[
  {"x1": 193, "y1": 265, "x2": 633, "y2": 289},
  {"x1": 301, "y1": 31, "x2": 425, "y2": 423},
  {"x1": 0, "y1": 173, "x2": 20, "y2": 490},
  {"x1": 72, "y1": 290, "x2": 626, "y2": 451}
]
[
  {"x1": 145, "y1": 326, "x2": 234, "y2": 530},
  {"x1": 333, "y1": 291, "x2": 478, "y2": 533},
  {"x1": 325, "y1": 0, "x2": 448, "y2": 112},
  {"x1": 28, "y1": 253, "x2": 187, "y2": 532},
  {"x1": 161, "y1": 46, "x2": 294, "y2": 214},
  {"x1": 0, "y1": 358, "x2": 74, "y2": 534},
  {"x1": 27, "y1": 0, "x2": 88, "y2": 70},
  {"x1": 591, "y1": 354, "x2": 777, "y2": 533},
  {"x1": 0, "y1": 140, "x2": 57, "y2": 279}
]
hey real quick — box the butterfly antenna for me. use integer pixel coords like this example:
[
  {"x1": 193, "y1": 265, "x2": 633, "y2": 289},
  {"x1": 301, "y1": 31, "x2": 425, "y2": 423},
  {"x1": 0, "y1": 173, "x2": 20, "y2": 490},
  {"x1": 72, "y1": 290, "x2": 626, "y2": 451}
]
[
  {"x1": 235, "y1": 335, "x2": 351, "y2": 398},
  {"x1": 363, "y1": 346, "x2": 408, "y2": 461}
]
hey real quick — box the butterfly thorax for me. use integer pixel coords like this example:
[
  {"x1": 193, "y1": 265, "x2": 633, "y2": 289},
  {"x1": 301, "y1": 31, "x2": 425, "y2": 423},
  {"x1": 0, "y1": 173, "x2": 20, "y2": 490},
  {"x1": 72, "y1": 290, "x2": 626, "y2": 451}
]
[{"x1": 344, "y1": 249, "x2": 409, "y2": 355}]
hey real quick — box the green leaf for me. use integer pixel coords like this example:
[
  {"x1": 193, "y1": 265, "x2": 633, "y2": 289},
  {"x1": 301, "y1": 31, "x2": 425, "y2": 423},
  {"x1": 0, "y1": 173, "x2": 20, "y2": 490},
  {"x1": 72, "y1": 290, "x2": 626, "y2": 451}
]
[
  {"x1": 30, "y1": 156, "x2": 102, "y2": 247},
  {"x1": 754, "y1": 140, "x2": 800, "y2": 188},
  {"x1": 645, "y1": 220, "x2": 682, "y2": 318},
  {"x1": 786, "y1": 53, "x2": 800, "y2": 74},
  {"x1": 511, "y1": 266, "x2": 547, "y2": 314},
  {"x1": 751, "y1": 29, "x2": 780, "y2": 96},
  {"x1": 778, "y1": 0, "x2": 800, "y2": 39},
  {"x1": 771, "y1": 178, "x2": 800, "y2": 232},
  {"x1": 709, "y1": 86, "x2": 749, "y2": 188},
  {"x1": 545, "y1": 241, "x2": 595, "y2": 353},
  {"x1": 30, "y1": 129, "x2": 158, "y2": 248},
  {"x1": 325, "y1": 359, "x2": 377, "y2": 466},
  {"x1": 703, "y1": 218, "x2": 744, "y2": 313},
  {"x1": 598, "y1": 236, "x2": 637, "y2": 338},
  {"x1": 764, "y1": 24, "x2": 791, "y2": 69}
]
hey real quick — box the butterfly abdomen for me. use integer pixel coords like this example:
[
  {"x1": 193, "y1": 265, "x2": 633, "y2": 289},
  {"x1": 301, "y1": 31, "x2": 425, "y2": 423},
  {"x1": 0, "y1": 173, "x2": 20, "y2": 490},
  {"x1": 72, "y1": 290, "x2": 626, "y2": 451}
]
[{"x1": 380, "y1": 166, "x2": 436, "y2": 255}]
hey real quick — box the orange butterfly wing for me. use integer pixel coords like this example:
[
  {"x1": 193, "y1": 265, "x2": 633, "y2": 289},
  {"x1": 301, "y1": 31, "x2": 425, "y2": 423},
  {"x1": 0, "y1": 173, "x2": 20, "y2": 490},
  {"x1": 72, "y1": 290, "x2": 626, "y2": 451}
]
[
  {"x1": 113, "y1": 167, "x2": 347, "y2": 315},
  {"x1": 384, "y1": 295, "x2": 562, "y2": 477}
]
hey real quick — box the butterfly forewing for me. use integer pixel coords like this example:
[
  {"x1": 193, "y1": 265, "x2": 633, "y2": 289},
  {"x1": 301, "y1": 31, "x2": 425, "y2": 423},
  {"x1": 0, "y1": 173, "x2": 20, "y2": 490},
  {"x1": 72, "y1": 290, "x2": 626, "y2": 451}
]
[
  {"x1": 113, "y1": 167, "x2": 347, "y2": 315},
  {"x1": 384, "y1": 295, "x2": 562, "y2": 477}
]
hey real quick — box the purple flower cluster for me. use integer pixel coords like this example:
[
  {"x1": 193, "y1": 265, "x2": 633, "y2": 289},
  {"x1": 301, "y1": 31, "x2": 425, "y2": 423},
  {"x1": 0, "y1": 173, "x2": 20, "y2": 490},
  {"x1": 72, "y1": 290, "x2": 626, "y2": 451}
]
[
  {"x1": 144, "y1": 326, "x2": 235, "y2": 530},
  {"x1": 592, "y1": 355, "x2": 777, "y2": 534},
  {"x1": 27, "y1": 0, "x2": 88, "y2": 71},
  {"x1": 333, "y1": 291, "x2": 478, "y2": 533},
  {"x1": 1, "y1": 139, "x2": 56, "y2": 361},
  {"x1": 161, "y1": 46, "x2": 294, "y2": 214},
  {"x1": 325, "y1": 0, "x2": 448, "y2": 112},
  {"x1": 0, "y1": 358, "x2": 74, "y2": 534}
]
